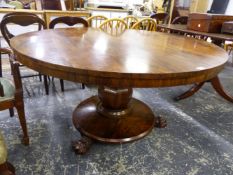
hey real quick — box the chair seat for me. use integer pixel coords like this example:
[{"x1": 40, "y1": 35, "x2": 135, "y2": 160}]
[
  {"x1": 0, "y1": 131, "x2": 7, "y2": 164},
  {"x1": 0, "y1": 78, "x2": 15, "y2": 102}
]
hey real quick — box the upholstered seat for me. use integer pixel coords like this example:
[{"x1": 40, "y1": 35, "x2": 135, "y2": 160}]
[
  {"x1": 0, "y1": 131, "x2": 7, "y2": 165},
  {"x1": 0, "y1": 78, "x2": 15, "y2": 102},
  {"x1": 0, "y1": 59, "x2": 29, "y2": 146},
  {"x1": 0, "y1": 130, "x2": 15, "y2": 174}
]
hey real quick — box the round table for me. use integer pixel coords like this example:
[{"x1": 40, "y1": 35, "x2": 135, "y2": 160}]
[{"x1": 10, "y1": 28, "x2": 228, "y2": 154}]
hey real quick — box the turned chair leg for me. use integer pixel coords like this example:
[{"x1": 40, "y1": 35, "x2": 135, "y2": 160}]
[
  {"x1": 43, "y1": 75, "x2": 49, "y2": 95},
  {"x1": 0, "y1": 161, "x2": 15, "y2": 175},
  {"x1": 81, "y1": 83, "x2": 85, "y2": 89},
  {"x1": 15, "y1": 103, "x2": 29, "y2": 145},
  {"x1": 60, "y1": 79, "x2": 64, "y2": 92},
  {"x1": 9, "y1": 108, "x2": 14, "y2": 117}
]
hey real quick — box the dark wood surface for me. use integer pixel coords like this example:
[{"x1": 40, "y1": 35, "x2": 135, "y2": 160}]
[
  {"x1": 10, "y1": 28, "x2": 228, "y2": 87},
  {"x1": 187, "y1": 13, "x2": 233, "y2": 33},
  {"x1": 10, "y1": 28, "x2": 229, "y2": 153},
  {"x1": 158, "y1": 24, "x2": 233, "y2": 42}
]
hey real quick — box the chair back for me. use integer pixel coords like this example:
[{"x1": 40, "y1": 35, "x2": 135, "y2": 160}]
[
  {"x1": 123, "y1": 16, "x2": 138, "y2": 29},
  {"x1": 49, "y1": 16, "x2": 88, "y2": 29},
  {"x1": 0, "y1": 12, "x2": 46, "y2": 45},
  {"x1": 99, "y1": 18, "x2": 128, "y2": 36},
  {"x1": 131, "y1": 18, "x2": 157, "y2": 31},
  {"x1": 150, "y1": 12, "x2": 169, "y2": 24},
  {"x1": 87, "y1": 15, "x2": 108, "y2": 28},
  {"x1": 35, "y1": 0, "x2": 65, "y2": 10},
  {"x1": 172, "y1": 16, "x2": 188, "y2": 24}
]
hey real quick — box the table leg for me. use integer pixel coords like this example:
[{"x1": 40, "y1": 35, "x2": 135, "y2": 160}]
[
  {"x1": 174, "y1": 82, "x2": 205, "y2": 101},
  {"x1": 72, "y1": 86, "x2": 165, "y2": 154},
  {"x1": 210, "y1": 76, "x2": 233, "y2": 103},
  {"x1": 175, "y1": 76, "x2": 233, "y2": 103}
]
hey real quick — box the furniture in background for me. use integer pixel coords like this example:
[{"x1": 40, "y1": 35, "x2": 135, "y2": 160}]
[
  {"x1": 123, "y1": 15, "x2": 138, "y2": 29},
  {"x1": 87, "y1": 15, "x2": 108, "y2": 28},
  {"x1": 86, "y1": 6, "x2": 128, "y2": 19},
  {"x1": 0, "y1": 52, "x2": 29, "y2": 145},
  {"x1": 172, "y1": 16, "x2": 188, "y2": 24},
  {"x1": 43, "y1": 10, "x2": 91, "y2": 28},
  {"x1": 0, "y1": 12, "x2": 50, "y2": 95},
  {"x1": 131, "y1": 18, "x2": 157, "y2": 31},
  {"x1": 10, "y1": 28, "x2": 229, "y2": 154},
  {"x1": 150, "y1": 12, "x2": 169, "y2": 24},
  {"x1": 49, "y1": 16, "x2": 88, "y2": 28},
  {"x1": 187, "y1": 13, "x2": 233, "y2": 33},
  {"x1": 35, "y1": 0, "x2": 66, "y2": 10},
  {"x1": 99, "y1": 18, "x2": 128, "y2": 36},
  {"x1": 8, "y1": 0, "x2": 24, "y2": 9},
  {"x1": 157, "y1": 24, "x2": 233, "y2": 44},
  {"x1": 0, "y1": 130, "x2": 15, "y2": 175}
]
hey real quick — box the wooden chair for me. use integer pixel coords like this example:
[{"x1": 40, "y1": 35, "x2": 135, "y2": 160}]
[
  {"x1": 49, "y1": 16, "x2": 88, "y2": 28},
  {"x1": 131, "y1": 18, "x2": 157, "y2": 31},
  {"x1": 99, "y1": 18, "x2": 128, "y2": 36},
  {"x1": 0, "y1": 130, "x2": 15, "y2": 175},
  {"x1": 35, "y1": 0, "x2": 66, "y2": 10},
  {"x1": 49, "y1": 16, "x2": 89, "y2": 89},
  {"x1": 172, "y1": 16, "x2": 188, "y2": 24},
  {"x1": 150, "y1": 12, "x2": 169, "y2": 24},
  {"x1": 0, "y1": 12, "x2": 50, "y2": 95},
  {"x1": 87, "y1": 15, "x2": 108, "y2": 28},
  {"x1": 123, "y1": 16, "x2": 138, "y2": 29},
  {"x1": 0, "y1": 51, "x2": 29, "y2": 145},
  {"x1": 1, "y1": 12, "x2": 53, "y2": 95}
]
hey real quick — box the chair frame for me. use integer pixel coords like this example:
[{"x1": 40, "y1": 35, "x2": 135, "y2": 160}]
[
  {"x1": 172, "y1": 16, "x2": 188, "y2": 24},
  {"x1": 0, "y1": 161, "x2": 15, "y2": 175},
  {"x1": 87, "y1": 15, "x2": 108, "y2": 28},
  {"x1": 49, "y1": 16, "x2": 88, "y2": 29},
  {"x1": 99, "y1": 18, "x2": 128, "y2": 36},
  {"x1": 150, "y1": 12, "x2": 169, "y2": 24},
  {"x1": 0, "y1": 51, "x2": 29, "y2": 145},
  {"x1": 123, "y1": 16, "x2": 139, "y2": 29},
  {"x1": 131, "y1": 18, "x2": 157, "y2": 31},
  {"x1": 0, "y1": 12, "x2": 50, "y2": 95}
]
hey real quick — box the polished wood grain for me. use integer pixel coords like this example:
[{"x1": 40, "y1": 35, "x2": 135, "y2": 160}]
[
  {"x1": 10, "y1": 28, "x2": 228, "y2": 153},
  {"x1": 158, "y1": 24, "x2": 233, "y2": 102},
  {"x1": 10, "y1": 28, "x2": 228, "y2": 88}
]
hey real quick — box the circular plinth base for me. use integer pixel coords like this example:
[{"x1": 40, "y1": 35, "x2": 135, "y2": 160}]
[{"x1": 72, "y1": 96, "x2": 155, "y2": 143}]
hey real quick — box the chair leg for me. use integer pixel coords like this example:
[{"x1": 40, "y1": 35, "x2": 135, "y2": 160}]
[
  {"x1": 81, "y1": 83, "x2": 85, "y2": 89},
  {"x1": 0, "y1": 52, "x2": 2, "y2": 77},
  {"x1": 38, "y1": 72, "x2": 42, "y2": 81},
  {"x1": 15, "y1": 102, "x2": 29, "y2": 145},
  {"x1": 60, "y1": 79, "x2": 64, "y2": 92},
  {"x1": 0, "y1": 161, "x2": 15, "y2": 175},
  {"x1": 43, "y1": 75, "x2": 49, "y2": 95},
  {"x1": 9, "y1": 108, "x2": 14, "y2": 117}
]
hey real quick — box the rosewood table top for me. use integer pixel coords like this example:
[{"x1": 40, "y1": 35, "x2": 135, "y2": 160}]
[
  {"x1": 10, "y1": 28, "x2": 228, "y2": 88},
  {"x1": 10, "y1": 28, "x2": 229, "y2": 154}
]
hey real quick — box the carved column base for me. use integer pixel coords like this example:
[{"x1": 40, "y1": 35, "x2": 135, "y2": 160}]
[{"x1": 72, "y1": 86, "x2": 167, "y2": 154}]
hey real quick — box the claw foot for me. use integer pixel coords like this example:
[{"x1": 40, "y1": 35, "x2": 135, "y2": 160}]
[
  {"x1": 154, "y1": 116, "x2": 167, "y2": 128},
  {"x1": 72, "y1": 136, "x2": 93, "y2": 154}
]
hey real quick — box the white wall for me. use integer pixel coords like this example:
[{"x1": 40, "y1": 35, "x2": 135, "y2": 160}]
[
  {"x1": 208, "y1": 0, "x2": 213, "y2": 10},
  {"x1": 225, "y1": 0, "x2": 233, "y2": 15}
]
